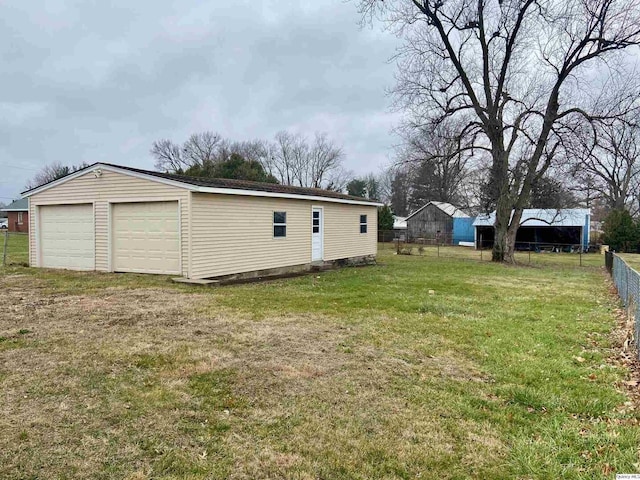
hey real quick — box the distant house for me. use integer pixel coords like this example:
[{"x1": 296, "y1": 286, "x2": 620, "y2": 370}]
[
  {"x1": 405, "y1": 201, "x2": 471, "y2": 244},
  {"x1": 1, "y1": 198, "x2": 29, "y2": 233},
  {"x1": 473, "y1": 209, "x2": 591, "y2": 250}
]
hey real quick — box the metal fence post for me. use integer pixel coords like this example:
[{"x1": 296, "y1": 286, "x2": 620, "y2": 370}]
[
  {"x1": 2, "y1": 230, "x2": 8, "y2": 266},
  {"x1": 626, "y1": 265, "x2": 630, "y2": 306}
]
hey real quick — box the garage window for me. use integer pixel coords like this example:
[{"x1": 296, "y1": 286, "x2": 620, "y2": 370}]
[
  {"x1": 360, "y1": 214, "x2": 367, "y2": 234},
  {"x1": 17, "y1": 212, "x2": 23, "y2": 224},
  {"x1": 273, "y1": 211, "x2": 287, "y2": 238}
]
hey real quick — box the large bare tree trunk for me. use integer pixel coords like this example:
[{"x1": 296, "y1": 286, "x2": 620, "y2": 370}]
[
  {"x1": 492, "y1": 197, "x2": 511, "y2": 262},
  {"x1": 490, "y1": 146, "x2": 513, "y2": 262},
  {"x1": 493, "y1": 203, "x2": 524, "y2": 263},
  {"x1": 505, "y1": 219, "x2": 521, "y2": 263}
]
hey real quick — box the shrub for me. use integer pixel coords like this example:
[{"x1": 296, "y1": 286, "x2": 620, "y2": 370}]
[{"x1": 602, "y1": 209, "x2": 640, "y2": 252}]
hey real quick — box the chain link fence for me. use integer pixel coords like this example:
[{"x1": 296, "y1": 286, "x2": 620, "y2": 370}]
[
  {"x1": 378, "y1": 230, "x2": 597, "y2": 267},
  {"x1": 1, "y1": 231, "x2": 29, "y2": 267},
  {"x1": 605, "y1": 251, "x2": 640, "y2": 359}
]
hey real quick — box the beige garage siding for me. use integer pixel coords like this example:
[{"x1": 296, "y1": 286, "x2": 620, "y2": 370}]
[
  {"x1": 323, "y1": 203, "x2": 377, "y2": 261},
  {"x1": 28, "y1": 170, "x2": 189, "y2": 276},
  {"x1": 190, "y1": 193, "x2": 378, "y2": 279},
  {"x1": 190, "y1": 193, "x2": 312, "y2": 279}
]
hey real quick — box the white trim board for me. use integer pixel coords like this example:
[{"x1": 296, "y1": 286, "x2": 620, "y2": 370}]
[{"x1": 22, "y1": 163, "x2": 383, "y2": 207}]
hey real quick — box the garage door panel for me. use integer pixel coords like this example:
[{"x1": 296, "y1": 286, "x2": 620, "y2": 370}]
[
  {"x1": 112, "y1": 201, "x2": 180, "y2": 275},
  {"x1": 40, "y1": 204, "x2": 94, "y2": 270}
]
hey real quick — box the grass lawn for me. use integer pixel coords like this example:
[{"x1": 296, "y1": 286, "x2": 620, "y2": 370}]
[
  {"x1": 619, "y1": 253, "x2": 640, "y2": 271},
  {"x1": 0, "y1": 247, "x2": 638, "y2": 479},
  {"x1": 1, "y1": 231, "x2": 29, "y2": 266}
]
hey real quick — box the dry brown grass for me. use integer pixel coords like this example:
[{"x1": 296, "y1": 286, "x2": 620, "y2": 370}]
[{"x1": 1, "y1": 272, "x2": 502, "y2": 479}]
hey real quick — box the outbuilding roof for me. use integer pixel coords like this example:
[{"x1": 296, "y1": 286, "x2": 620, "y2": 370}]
[
  {"x1": 472, "y1": 209, "x2": 591, "y2": 227},
  {"x1": 406, "y1": 201, "x2": 469, "y2": 220},
  {"x1": 1, "y1": 198, "x2": 28, "y2": 212},
  {"x1": 393, "y1": 216, "x2": 407, "y2": 229},
  {"x1": 22, "y1": 162, "x2": 382, "y2": 207}
]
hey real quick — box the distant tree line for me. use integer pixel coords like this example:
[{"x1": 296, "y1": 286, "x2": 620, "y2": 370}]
[
  {"x1": 150, "y1": 131, "x2": 349, "y2": 191},
  {"x1": 24, "y1": 109, "x2": 640, "y2": 254},
  {"x1": 24, "y1": 162, "x2": 89, "y2": 191}
]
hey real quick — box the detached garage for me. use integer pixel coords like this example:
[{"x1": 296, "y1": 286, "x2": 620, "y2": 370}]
[{"x1": 23, "y1": 163, "x2": 380, "y2": 279}]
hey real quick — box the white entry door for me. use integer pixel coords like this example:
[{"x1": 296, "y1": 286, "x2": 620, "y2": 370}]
[{"x1": 312, "y1": 207, "x2": 323, "y2": 261}]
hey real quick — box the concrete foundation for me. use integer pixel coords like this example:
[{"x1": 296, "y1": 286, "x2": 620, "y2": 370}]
[{"x1": 173, "y1": 254, "x2": 377, "y2": 285}]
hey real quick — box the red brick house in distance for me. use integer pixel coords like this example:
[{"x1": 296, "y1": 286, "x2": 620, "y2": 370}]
[{"x1": 2, "y1": 198, "x2": 29, "y2": 233}]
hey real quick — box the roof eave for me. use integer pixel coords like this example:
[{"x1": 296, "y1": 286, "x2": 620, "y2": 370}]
[
  {"x1": 193, "y1": 185, "x2": 382, "y2": 206},
  {"x1": 22, "y1": 163, "x2": 382, "y2": 207}
]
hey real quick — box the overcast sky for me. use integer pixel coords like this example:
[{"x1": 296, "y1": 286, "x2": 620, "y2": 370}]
[{"x1": 0, "y1": 0, "x2": 400, "y2": 202}]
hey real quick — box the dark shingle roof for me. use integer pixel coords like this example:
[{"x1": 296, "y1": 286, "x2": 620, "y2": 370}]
[
  {"x1": 24, "y1": 162, "x2": 378, "y2": 204},
  {"x1": 105, "y1": 163, "x2": 373, "y2": 202}
]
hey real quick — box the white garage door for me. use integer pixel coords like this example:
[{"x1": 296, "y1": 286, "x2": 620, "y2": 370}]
[
  {"x1": 39, "y1": 204, "x2": 94, "y2": 270},
  {"x1": 112, "y1": 201, "x2": 180, "y2": 275}
]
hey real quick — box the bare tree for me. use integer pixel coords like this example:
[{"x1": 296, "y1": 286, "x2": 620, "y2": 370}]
[
  {"x1": 182, "y1": 132, "x2": 223, "y2": 168},
  {"x1": 232, "y1": 140, "x2": 271, "y2": 166},
  {"x1": 529, "y1": 173, "x2": 578, "y2": 209},
  {"x1": 389, "y1": 166, "x2": 412, "y2": 215},
  {"x1": 396, "y1": 119, "x2": 473, "y2": 210},
  {"x1": 323, "y1": 166, "x2": 354, "y2": 192},
  {"x1": 571, "y1": 118, "x2": 640, "y2": 215},
  {"x1": 359, "y1": 0, "x2": 640, "y2": 261},
  {"x1": 152, "y1": 130, "x2": 347, "y2": 189},
  {"x1": 151, "y1": 131, "x2": 224, "y2": 173},
  {"x1": 151, "y1": 139, "x2": 185, "y2": 172},
  {"x1": 305, "y1": 133, "x2": 345, "y2": 188},
  {"x1": 268, "y1": 131, "x2": 308, "y2": 186},
  {"x1": 25, "y1": 162, "x2": 88, "y2": 190},
  {"x1": 377, "y1": 167, "x2": 395, "y2": 205},
  {"x1": 266, "y1": 131, "x2": 346, "y2": 189}
]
